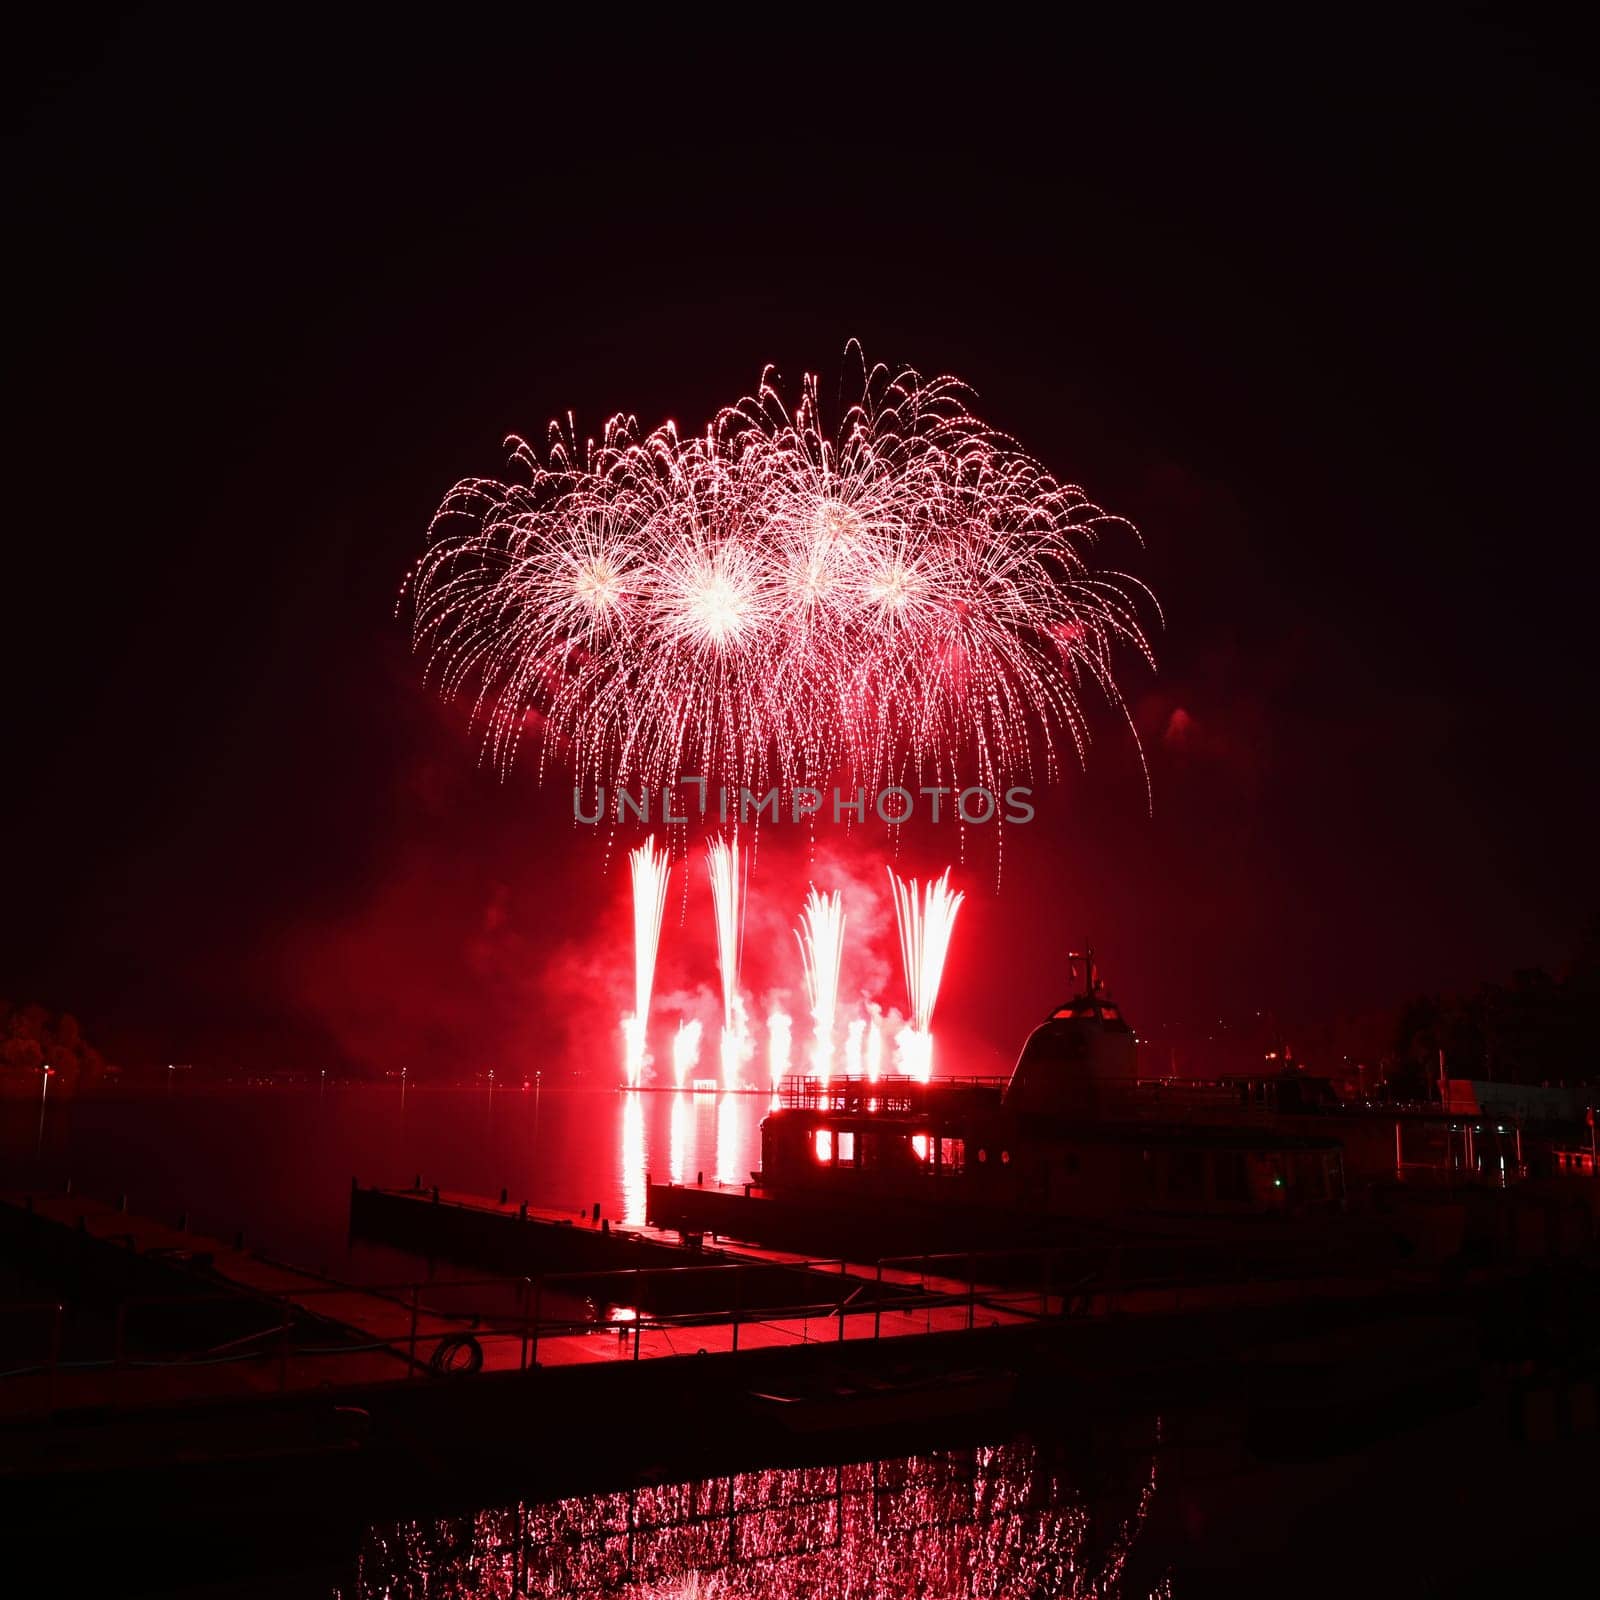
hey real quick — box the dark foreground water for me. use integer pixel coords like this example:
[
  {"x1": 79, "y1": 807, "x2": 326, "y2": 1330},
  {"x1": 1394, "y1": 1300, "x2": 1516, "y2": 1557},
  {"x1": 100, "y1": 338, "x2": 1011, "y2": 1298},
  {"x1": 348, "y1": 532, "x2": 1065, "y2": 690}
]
[
  {"x1": 341, "y1": 1436, "x2": 1173, "y2": 1600},
  {"x1": 4, "y1": 1089, "x2": 1594, "y2": 1597}
]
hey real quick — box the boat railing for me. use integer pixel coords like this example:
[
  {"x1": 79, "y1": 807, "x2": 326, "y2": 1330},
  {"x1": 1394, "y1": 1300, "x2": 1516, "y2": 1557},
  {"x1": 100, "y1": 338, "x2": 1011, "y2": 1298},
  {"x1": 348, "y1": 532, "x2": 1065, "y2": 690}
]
[{"x1": 778, "y1": 1074, "x2": 1010, "y2": 1111}]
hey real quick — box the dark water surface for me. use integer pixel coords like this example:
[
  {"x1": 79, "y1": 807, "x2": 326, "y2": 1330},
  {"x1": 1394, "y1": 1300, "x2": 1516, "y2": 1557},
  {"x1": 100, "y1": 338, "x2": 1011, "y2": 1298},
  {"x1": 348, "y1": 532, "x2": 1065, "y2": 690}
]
[
  {"x1": 4, "y1": 1088, "x2": 1593, "y2": 1597},
  {"x1": 5, "y1": 1085, "x2": 765, "y2": 1273}
]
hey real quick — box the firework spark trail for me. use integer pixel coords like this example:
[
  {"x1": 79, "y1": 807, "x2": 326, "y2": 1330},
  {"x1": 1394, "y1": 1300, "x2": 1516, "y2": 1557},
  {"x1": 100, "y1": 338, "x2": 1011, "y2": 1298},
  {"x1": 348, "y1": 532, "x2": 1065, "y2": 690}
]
[
  {"x1": 767, "y1": 1006, "x2": 792, "y2": 1088},
  {"x1": 843, "y1": 1017, "x2": 865, "y2": 1078},
  {"x1": 671, "y1": 1018, "x2": 702, "y2": 1088},
  {"x1": 706, "y1": 833, "x2": 749, "y2": 1090},
  {"x1": 888, "y1": 868, "x2": 965, "y2": 1083},
  {"x1": 621, "y1": 834, "x2": 672, "y2": 1086},
  {"x1": 796, "y1": 888, "x2": 846, "y2": 1082},
  {"x1": 406, "y1": 354, "x2": 1158, "y2": 799},
  {"x1": 866, "y1": 1015, "x2": 884, "y2": 1082}
]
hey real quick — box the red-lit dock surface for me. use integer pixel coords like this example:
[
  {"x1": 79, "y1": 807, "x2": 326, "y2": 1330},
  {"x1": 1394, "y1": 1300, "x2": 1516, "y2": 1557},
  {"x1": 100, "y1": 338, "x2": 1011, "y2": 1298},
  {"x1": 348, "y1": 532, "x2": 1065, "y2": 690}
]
[{"x1": 2, "y1": 1181, "x2": 1399, "y2": 1436}]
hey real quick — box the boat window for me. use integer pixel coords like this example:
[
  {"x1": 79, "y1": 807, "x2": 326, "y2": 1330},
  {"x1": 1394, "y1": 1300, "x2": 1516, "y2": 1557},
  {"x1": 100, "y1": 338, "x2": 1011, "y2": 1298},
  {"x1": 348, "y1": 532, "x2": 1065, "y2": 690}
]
[
  {"x1": 939, "y1": 1137, "x2": 965, "y2": 1174},
  {"x1": 836, "y1": 1131, "x2": 856, "y2": 1165},
  {"x1": 1100, "y1": 1005, "x2": 1121, "y2": 1021},
  {"x1": 911, "y1": 1133, "x2": 929, "y2": 1161},
  {"x1": 813, "y1": 1129, "x2": 833, "y2": 1163}
]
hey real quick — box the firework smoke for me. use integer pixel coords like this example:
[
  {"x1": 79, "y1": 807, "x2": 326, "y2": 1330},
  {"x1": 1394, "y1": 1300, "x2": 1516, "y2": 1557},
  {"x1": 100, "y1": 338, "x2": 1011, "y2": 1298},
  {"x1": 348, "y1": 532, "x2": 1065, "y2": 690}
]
[
  {"x1": 407, "y1": 354, "x2": 1157, "y2": 798},
  {"x1": 888, "y1": 867, "x2": 964, "y2": 1082},
  {"x1": 621, "y1": 834, "x2": 671, "y2": 1086},
  {"x1": 796, "y1": 887, "x2": 846, "y2": 1082}
]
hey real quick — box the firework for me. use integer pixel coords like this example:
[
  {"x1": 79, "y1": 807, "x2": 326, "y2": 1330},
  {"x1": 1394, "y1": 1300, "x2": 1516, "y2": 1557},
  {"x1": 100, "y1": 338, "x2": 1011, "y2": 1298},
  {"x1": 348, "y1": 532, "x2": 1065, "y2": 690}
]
[
  {"x1": 406, "y1": 354, "x2": 1158, "y2": 798},
  {"x1": 795, "y1": 887, "x2": 846, "y2": 1081},
  {"x1": 888, "y1": 867, "x2": 964, "y2": 1082},
  {"x1": 706, "y1": 833, "x2": 748, "y2": 1090},
  {"x1": 767, "y1": 1006, "x2": 791, "y2": 1087},
  {"x1": 843, "y1": 1017, "x2": 865, "y2": 1077},
  {"x1": 866, "y1": 1015, "x2": 884, "y2": 1082},
  {"x1": 671, "y1": 1018, "x2": 702, "y2": 1088},
  {"x1": 621, "y1": 834, "x2": 671, "y2": 1086}
]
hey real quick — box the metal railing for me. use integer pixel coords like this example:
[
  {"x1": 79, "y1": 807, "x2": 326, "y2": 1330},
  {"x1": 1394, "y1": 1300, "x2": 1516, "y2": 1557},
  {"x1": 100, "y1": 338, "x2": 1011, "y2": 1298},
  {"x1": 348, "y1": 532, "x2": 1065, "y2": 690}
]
[{"x1": 0, "y1": 1232, "x2": 1383, "y2": 1417}]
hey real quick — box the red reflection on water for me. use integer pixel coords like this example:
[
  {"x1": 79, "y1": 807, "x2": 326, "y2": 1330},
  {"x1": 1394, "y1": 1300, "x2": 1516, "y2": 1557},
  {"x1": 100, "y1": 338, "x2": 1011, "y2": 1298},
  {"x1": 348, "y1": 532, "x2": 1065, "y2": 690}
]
[{"x1": 342, "y1": 1438, "x2": 1168, "y2": 1598}]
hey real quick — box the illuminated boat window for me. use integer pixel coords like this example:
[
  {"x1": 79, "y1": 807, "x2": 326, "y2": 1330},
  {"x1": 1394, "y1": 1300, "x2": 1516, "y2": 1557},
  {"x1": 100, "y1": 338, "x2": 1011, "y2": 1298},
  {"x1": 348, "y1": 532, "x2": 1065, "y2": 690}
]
[
  {"x1": 939, "y1": 1137, "x2": 965, "y2": 1173},
  {"x1": 911, "y1": 1133, "x2": 929, "y2": 1161},
  {"x1": 837, "y1": 1131, "x2": 856, "y2": 1164},
  {"x1": 814, "y1": 1128, "x2": 833, "y2": 1162}
]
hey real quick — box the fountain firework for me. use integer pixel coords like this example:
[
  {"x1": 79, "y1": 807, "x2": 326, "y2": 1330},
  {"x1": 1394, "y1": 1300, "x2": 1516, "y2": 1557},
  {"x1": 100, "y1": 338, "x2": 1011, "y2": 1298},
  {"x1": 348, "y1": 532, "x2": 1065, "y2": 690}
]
[
  {"x1": 796, "y1": 887, "x2": 846, "y2": 1081},
  {"x1": 406, "y1": 354, "x2": 1158, "y2": 799},
  {"x1": 671, "y1": 1018, "x2": 702, "y2": 1089},
  {"x1": 888, "y1": 868, "x2": 965, "y2": 1082},
  {"x1": 767, "y1": 1006, "x2": 792, "y2": 1087},
  {"x1": 621, "y1": 834, "x2": 671, "y2": 1086},
  {"x1": 706, "y1": 833, "x2": 749, "y2": 1090},
  {"x1": 844, "y1": 1017, "x2": 865, "y2": 1077}
]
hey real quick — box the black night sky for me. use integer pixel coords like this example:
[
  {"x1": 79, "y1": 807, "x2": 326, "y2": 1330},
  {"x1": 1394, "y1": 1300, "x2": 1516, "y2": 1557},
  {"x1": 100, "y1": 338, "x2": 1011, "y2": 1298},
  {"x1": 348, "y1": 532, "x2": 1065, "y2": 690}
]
[{"x1": 6, "y1": 10, "x2": 1594, "y2": 1077}]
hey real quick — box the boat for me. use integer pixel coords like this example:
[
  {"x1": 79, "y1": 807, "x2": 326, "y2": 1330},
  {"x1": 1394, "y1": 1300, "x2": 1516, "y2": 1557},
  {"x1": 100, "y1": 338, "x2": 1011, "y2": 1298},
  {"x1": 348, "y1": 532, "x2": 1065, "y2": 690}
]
[{"x1": 648, "y1": 953, "x2": 1598, "y2": 1264}]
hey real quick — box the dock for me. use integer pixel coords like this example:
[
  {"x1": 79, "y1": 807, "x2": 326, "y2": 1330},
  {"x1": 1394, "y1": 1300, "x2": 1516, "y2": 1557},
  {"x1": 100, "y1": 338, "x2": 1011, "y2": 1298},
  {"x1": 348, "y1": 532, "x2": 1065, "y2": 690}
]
[{"x1": 6, "y1": 1177, "x2": 1599, "y2": 1594}]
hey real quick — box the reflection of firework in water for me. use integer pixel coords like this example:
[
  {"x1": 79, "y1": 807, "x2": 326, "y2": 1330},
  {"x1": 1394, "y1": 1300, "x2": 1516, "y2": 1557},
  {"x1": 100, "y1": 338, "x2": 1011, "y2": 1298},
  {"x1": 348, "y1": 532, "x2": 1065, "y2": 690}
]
[
  {"x1": 705, "y1": 833, "x2": 749, "y2": 1090},
  {"x1": 889, "y1": 867, "x2": 964, "y2": 1082},
  {"x1": 406, "y1": 354, "x2": 1158, "y2": 796},
  {"x1": 795, "y1": 887, "x2": 846, "y2": 1082},
  {"x1": 349, "y1": 1433, "x2": 1168, "y2": 1600},
  {"x1": 621, "y1": 835, "x2": 671, "y2": 1086}
]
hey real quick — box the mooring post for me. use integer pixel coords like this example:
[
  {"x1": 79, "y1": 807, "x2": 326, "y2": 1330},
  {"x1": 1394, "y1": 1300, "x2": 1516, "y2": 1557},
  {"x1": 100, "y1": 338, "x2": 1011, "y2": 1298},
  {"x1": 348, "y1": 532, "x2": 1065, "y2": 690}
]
[
  {"x1": 407, "y1": 1285, "x2": 420, "y2": 1375},
  {"x1": 874, "y1": 1261, "x2": 884, "y2": 1340},
  {"x1": 530, "y1": 1278, "x2": 543, "y2": 1367},
  {"x1": 968, "y1": 1252, "x2": 976, "y2": 1330},
  {"x1": 731, "y1": 1267, "x2": 741, "y2": 1353},
  {"x1": 839, "y1": 1258, "x2": 848, "y2": 1342}
]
